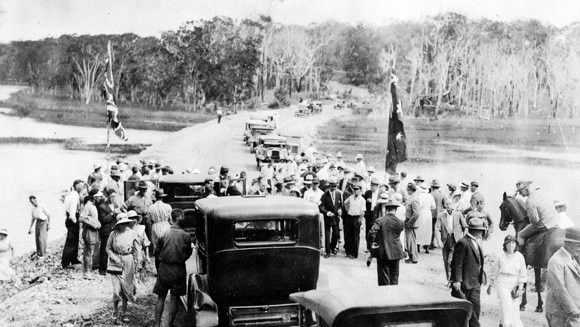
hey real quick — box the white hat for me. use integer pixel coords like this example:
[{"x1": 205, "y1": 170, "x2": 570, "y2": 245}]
[
  {"x1": 356, "y1": 154, "x2": 363, "y2": 160},
  {"x1": 93, "y1": 163, "x2": 102, "y2": 170},
  {"x1": 336, "y1": 152, "x2": 343, "y2": 158}
]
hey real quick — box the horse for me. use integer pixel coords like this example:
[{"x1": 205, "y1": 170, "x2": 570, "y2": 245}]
[{"x1": 499, "y1": 192, "x2": 564, "y2": 312}]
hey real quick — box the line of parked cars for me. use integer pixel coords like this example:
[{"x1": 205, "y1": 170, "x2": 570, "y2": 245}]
[{"x1": 128, "y1": 108, "x2": 474, "y2": 326}]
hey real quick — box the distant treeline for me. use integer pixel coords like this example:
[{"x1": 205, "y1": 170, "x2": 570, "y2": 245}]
[{"x1": 1, "y1": 13, "x2": 580, "y2": 117}]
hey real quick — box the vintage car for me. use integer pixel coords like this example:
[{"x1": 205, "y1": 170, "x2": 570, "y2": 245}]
[
  {"x1": 290, "y1": 285, "x2": 473, "y2": 327},
  {"x1": 279, "y1": 134, "x2": 302, "y2": 157},
  {"x1": 186, "y1": 195, "x2": 320, "y2": 327},
  {"x1": 243, "y1": 119, "x2": 273, "y2": 143},
  {"x1": 254, "y1": 134, "x2": 289, "y2": 168},
  {"x1": 251, "y1": 112, "x2": 279, "y2": 127},
  {"x1": 247, "y1": 126, "x2": 277, "y2": 152}
]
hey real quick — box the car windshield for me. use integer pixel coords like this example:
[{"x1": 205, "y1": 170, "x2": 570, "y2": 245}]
[
  {"x1": 173, "y1": 184, "x2": 205, "y2": 199},
  {"x1": 234, "y1": 219, "x2": 298, "y2": 246}
]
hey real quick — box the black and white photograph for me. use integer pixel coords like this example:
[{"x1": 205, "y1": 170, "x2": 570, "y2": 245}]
[{"x1": 1, "y1": 0, "x2": 579, "y2": 326}]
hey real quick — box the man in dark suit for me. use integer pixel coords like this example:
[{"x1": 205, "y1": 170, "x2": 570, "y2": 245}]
[
  {"x1": 364, "y1": 177, "x2": 380, "y2": 252},
  {"x1": 97, "y1": 189, "x2": 121, "y2": 275},
  {"x1": 435, "y1": 198, "x2": 467, "y2": 280},
  {"x1": 319, "y1": 177, "x2": 343, "y2": 258},
  {"x1": 450, "y1": 217, "x2": 487, "y2": 327},
  {"x1": 369, "y1": 194, "x2": 405, "y2": 285}
]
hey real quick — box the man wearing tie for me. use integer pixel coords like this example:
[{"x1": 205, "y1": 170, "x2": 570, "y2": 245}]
[
  {"x1": 435, "y1": 198, "x2": 467, "y2": 280},
  {"x1": 450, "y1": 218, "x2": 487, "y2": 327},
  {"x1": 319, "y1": 177, "x2": 343, "y2": 258},
  {"x1": 364, "y1": 177, "x2": 380, "y2": 253}
]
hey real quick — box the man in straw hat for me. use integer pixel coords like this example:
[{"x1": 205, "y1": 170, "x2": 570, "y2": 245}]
[
  {"x1": 368, "y1": 193, "x2": 405, "y2": 285},
  {"x1": 546, "y1": 227, "x2": 580, "y2": 326},
  {"x1": 515, "y1": 180, "x2": 559, "y2": 250},
  {"x1": 450, "y1": 217, "x2": 488, "y2": 327}
]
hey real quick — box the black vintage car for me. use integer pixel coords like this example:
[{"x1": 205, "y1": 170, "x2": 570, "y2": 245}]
[
  {"x1": 290, "y1": 285, "x2": 472, "y2": 327},
  {"x1": 187, "y1": 195, "x2": 320, "y2": 327}
]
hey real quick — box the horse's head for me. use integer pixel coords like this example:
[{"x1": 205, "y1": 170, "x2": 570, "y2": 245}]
[{"x1": 499, "y1": 192, "x2": 528, "y2": 232}]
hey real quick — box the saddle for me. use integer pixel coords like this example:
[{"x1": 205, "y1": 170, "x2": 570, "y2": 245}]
[{"x1": 522, "y1": 227, "x2": 565, "y2": 269}]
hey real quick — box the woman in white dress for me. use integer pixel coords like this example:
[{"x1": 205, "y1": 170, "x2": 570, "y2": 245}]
[
  {"x1": 487, "y1": 235, "x2": 527, "y2": 327},
  {"x1": 416, "y1": 183, "x2": 435, "y2": 253}
]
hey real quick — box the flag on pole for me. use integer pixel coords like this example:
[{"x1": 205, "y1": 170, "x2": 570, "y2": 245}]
[
  {"x1": 104, "y1": 41, "x2": 128, "y2": 141},
  {"x1": 385, "y1": 73, "x2": 407, "y2": 175}
]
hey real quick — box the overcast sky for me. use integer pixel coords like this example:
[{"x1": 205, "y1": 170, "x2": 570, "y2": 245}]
[{"x1": 1, "y1": 0, "x2": 579, "y2": 43}]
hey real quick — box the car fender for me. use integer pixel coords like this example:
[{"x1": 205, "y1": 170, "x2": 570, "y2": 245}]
[{"x1": 188, "y1": 274, "x2": 219, "y2": 327}]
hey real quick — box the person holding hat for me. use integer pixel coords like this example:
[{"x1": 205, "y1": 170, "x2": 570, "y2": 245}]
[
  {"x1": 106, "y1": 212, "x2": 138, "y2": 324},
  {"x1": 0, "y1": 228, "x2": 15, "y2": 281},
  {"x1": 487, "y1": 235, "x2": 527, "y2": 327},
  {"x1": 450, "y1": 217, "x2": 488, "y2": 327},
  {"x1": 555, "y1": 200, "x2": 575, "y2": 229},
  {"x1": 319, "y1": 177, "x2": 343, "y2": 258},
  {"x1": 515, "y1": 180, "x2": 559, "y2": 250},
  {"x1": 368, "y1": 194, "x2": 405, "y2": 285},
  {"x1": 79, "y1": 189, "x2": 103, "y2": 278},
  {"x1": 28, "y1": 195, "x2": 51, "y2": 257},
  {"x1": 343, "y1": 183, "x2": 366, "y2": 259},
  {"x1": 546, "y1": 227, "x2": 580, "y2": 326},
  {"x1": 404, "y1": 182, "x2": 421, "y2": 264},
  {"x1": 435, "y1": 197, "x2": 467, "y2": 281},
  {"x1": 148, "y1": 188, "x2": 172, "y2": 256}
]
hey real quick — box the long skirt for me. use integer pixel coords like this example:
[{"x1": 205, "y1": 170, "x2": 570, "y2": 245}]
[
  {"x1": 0, "y1": 256, "x2": 15, "y2": 281},
  {"x1": 150, "y1": 221, "x2": 170, "y2": 255},
  {"x1": 416, "y1": 209, "x2": 432, "y2": 245},
  {"x1": 110, "y1": 254, "x2": 136, "y2": 303},
  {"x1": 35, "y1": 220, "x2": 48, "y2": 257},
  {"x1": 495, "y1": 276, "x2": 523, "y2": 327}
]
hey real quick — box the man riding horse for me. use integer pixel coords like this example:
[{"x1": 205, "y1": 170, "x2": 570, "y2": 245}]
[{"x1": 515, "y1": 180, "x2": 560, "y2": 251}]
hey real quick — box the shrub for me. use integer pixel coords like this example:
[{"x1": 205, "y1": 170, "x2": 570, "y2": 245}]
[
  {"x1": 268, "y1": 100, "x2": 280, "y2": 109},
  {"x1": 274, "y1": 87, "x2": 290, "y2": 107}
]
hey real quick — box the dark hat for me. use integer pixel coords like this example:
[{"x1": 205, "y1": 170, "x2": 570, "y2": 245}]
[
  {"x1": 0, "y1": 228, "x2": 8, "y2": 236},
  {"x1": 407, "y1": 182, "x2": 417, "y2": 192},
  {"x1": 431, "y1": 179, "x2": 441, "y2": 188},
  {"x1": 503, "y1": 235, "x2": 518, "y2": 246},
  {"x1": 138, "y1": 181, "x2": 148, "y2": 189},
  {"x1": 564, "y1": 227, "x2": 580, "y2": 243},
  {"x1": 351, "y1": 184, "x2": 361, "y2": 190},
  {"x1": 110, "y1": 170, "x2": 122, "y2": 178},
  {"x1": 467, "y1": 218, "x2": 487, "y2": 231},
  {"x1": 283, "y1": 177, "x2": 295, "y2": 184},
  {"x1": 220, "y1": 165, "x2": 229, "y2": 172},
  {"x1": 414, "y1": 175, "x2": 425, "y2": 182},
  {"x1": 470, "y1": 181, "x2": 479, "y2": 187},
  {"x1": 131, "y1": 166, "x2": 139, "y2": 173},
  {"x1": 110, "y1": 164, "x2": 119, "y2": 171},
  {"x1": 155, "y1": 188, "x2": 167, "y2": 197},
  {"x1": 155, "y1": 163, "x2": 162, "y2": 168},
  {"x1": 447, "y1": 183, "x2": 457, "y2": 191}
]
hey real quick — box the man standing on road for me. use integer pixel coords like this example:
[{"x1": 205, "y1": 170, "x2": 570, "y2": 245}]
[
  {"x1": 216, "y1": 107, "x2": 223, "y2": 124},
  {"x1": 62, "y1": 180, "x2": 85, "y2": 268},
  {"x1": 343, "y1": 184, "x2": 365, "y2": 259},
  {"x1": 450, "y1": 218, "x2": 487, "y2": 327},
  {"x1": 404, "y1": 183, "x2": 420, "y2": 264},
  {"x1": 515, "y1": 180, "x2": 559, "y2": 249},
  {"x1": 28, "y1": 195, "x2": 50, "y2": 257},
  {"x1": 546, "y1": 227, "x2": 580, "y2": 326},
  {"x1": 154, "y1": 209, "x2": 193, "y2": 327},
  {"x1": 435, "y1": 198, "x2": 467, "y2": 280},
  {"x1": 319, "y1": 177, "x2": 343, "y2": 258},
  {"x1": 369, "y1": 196, "x2": 405, "y2": 285}
]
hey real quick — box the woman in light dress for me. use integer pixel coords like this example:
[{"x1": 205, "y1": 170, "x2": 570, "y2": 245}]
[
  {"x1": 416, "y1": 183, "x2": 435, "y2": 253},
  {"x1": 487, "y1": 235, "x2": 527, "y2": 327},
  {"x1": 106, "y1": 214, "x2": 138, "y2": 324},
  {"x1": 0, "y1": 228, "x2": 15, "y2": 282}
]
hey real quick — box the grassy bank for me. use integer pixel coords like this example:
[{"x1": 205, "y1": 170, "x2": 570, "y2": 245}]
[
  {"x1": 313, "y1": 112, "x2": 580, "y2": 167},
  {"x1": 1, "y1": 90, "x2": 216, "y2": 132}
]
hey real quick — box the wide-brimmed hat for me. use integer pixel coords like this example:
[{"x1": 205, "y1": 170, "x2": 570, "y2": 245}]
[
  {"x1": 515, "y1": 180, "x2": 532, "y2": 193},
  {"x1": 370, "y1": 176, "x2": 380, "y2": 185},
  {"x1": 312, "y1": 177, "x2": 320, "y2": 184},
  {"x1": 283, "y1": 177, "x2": 295, "y2": 184},
  {"x1": 344, "y1": 166, "x2": 352, "y2": 173},
  {"x1": 114, "y1": 213, "x2": 134, "y2": 227},
  {"x1": 0, "y1": 228, "x2": 8, "y2": 236},
  {"x1": 460, "y1": 182, "x2": 469, "y2": 189},
  {"x1": 377, "y1": 192, "x2": 390, "y2": 204},
  {"x1": 155, "y1": 188, "x2": 167, "y2": 198},
  {"x1": 407, "y1": 182, "x2": 417, "y2": 192},
  {"x1": 303, "y1": 175, "x2": 313, "y2": 184},
  {"x1": 414, "y1": 175, "x2": 425, "y2": 182},
  {"x1": 110, "y1": 170, "x2": 122, "y2": 178},
  {"x1": 126, "y1": 210, "x2": 142, "y2": 220},
  {"x1": 138, "y1": 181, "x2": 148, "y2": 189},
  {"x1": 93, "y1": 163, "x2": 102, "y2": 170},
  {"x1": 564, "y1": 228, "x2": 580, "y2": 243},
  {"x1": 355, "y1": 154, "x2": 363, "y2": 160},
  {"x1": 431, "y1": 179, "x2": 441, "y2": 188},
  {"x1": 447, "y1": 183, "x2": 457, "y2": 191},
  {"x1": 471, "y1": 181, "x2": 479, "y2": 187},
  {"x1": 419, "y1": 183, "x2": 428, "y2": 191},
  {"x1": 503, "y1": 235, "x2": 518, "y2": 246},
  {"x1": 328, "y1": 176, "x2": 338, "y2": 185},
  {"x1": 336, "y1": 152, "x2": 343, "y2": 158},
  {"x1": 388, "y1": 175, "x2": 400, "y2": 183},
  {"x1": 554, "y1": 200, "x2": 567, "y2": 208},
  {"x1": 467, "y1": 218, "x2": 486, "y2": 231},
  {"x1": 367, "y1": 166, "x2": 375, "y2": 173},
  {"x1": 452, "y1": 190, "x2": 462, "y2": 198}
]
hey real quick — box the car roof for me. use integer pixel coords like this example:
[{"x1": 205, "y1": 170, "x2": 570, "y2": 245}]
[
  {"x1": 258, "y1": 135, "x2": 286, "y2": 141},
  {"x1": 246, "y1": 119, "x2": 270, "y2": 125},
  {"x1": 290, "y1": 285, "x2": 472, "y2": 327},
  {"x1": 158, "y1": 174, "x2": 208, "y2": 184},
  {"x1": 195, "y1": 195, "x2": 319, "y2": 220}
]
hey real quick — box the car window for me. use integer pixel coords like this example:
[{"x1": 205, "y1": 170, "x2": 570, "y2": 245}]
[
  {"x1": 234, "y1": 219, "x2": 298, "y2": 246},
  {"x1": 172, "y1": 184, "x2": 204, "y2": 199}
]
